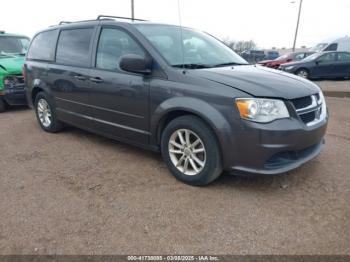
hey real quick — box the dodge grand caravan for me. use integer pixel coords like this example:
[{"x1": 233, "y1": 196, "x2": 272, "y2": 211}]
[{"x1": 24, "y1": 16, "x2": 328, "y2": 185}]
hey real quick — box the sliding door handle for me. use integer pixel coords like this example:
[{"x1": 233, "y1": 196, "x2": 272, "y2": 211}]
[{"x1": 90, "y1": 77, "x2": 104, "y2": 83}]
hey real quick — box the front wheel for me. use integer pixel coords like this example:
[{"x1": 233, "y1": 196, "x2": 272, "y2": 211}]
[
  {"x1": 296, "y1": 68, "x2": 309, "y2": 79},
  {"x1": 161, "y1": 115, "x2": 223, "y2": 186},
  {"x1": 34, "y1": 92, "x2": 64, "y2": 133}
]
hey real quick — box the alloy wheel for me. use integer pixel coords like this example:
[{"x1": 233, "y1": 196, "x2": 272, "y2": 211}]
[
  {"x1": 37, "y1": 98, "x2": 52, "y2": 128},
  {"x1": 168, "y1": 129, "x2": 206, "y2": 176}
]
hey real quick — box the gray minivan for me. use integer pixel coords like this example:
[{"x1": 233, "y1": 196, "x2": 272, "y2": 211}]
[{"x1": 24, "y1": 16, "x2": 328, "y2": 185}]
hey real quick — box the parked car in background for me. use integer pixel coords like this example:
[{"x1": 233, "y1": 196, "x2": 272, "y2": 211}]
[
  {"x1": 309, "y1": 42, "x2": 328, "y2": 52},
  {"x1": 322, "y1": 37, "x2": 350, "y2": 52},
  {"x1": 279, "y1": 51, "x2": 350, "y2": 79},
  {"x1": 0, "y1": 31, "x2": 30, "y2": 112},
  {"x1": 265, "y1": 50, "x2": 280, "y2": 60},
  {"x1": 258, "y1": 51, "x2": 314, "y2": 69},
  {"x1": 241, "y1": 49, "x2": 265, "y2": 63}
]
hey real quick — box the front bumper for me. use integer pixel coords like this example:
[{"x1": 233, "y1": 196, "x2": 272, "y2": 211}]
[
  {"x1": 1, "y1": 84, "x2": 27, "y2": 106},
  {"x1": 225, "y1": 114, "x2": 328, "y2": 175}
]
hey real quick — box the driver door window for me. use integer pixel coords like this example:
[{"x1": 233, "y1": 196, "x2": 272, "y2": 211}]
[{"x1": 96, "y1": 28, "x2": 145, "y2": 71}]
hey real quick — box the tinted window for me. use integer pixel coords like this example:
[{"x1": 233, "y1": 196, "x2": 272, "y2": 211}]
[
  {"x1": 0, "y1": 36, "x2": 30, "y2": 55},
  {"x1": 337, "y1": 52, "x2": 350, "y2": 61},
  {"x1": 56, "y1": 28, "x2": 93, "y2": 67},
  {"x1": 324, "y1": 43, "x2": 338, "y2": 51},
  {"x1": 27, "y1": 30, "x2": 58, "y2": 61},
  {"x1": 318, "y1": 52, "x2": 337, "y2": 62},
  {"x1": 136, "y1": 24, "x2": 248, "y2": 66},
  {"x1": 96, "y1": 28, "x2": 145, "y2": 70},
  {"x1": 294, "y1": 53, "x2": 305, "y2": 61}
]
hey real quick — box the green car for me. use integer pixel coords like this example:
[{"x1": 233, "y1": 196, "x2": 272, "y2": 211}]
[{"x1": 0, "y1": 31, "x2": 30, "y2": 112}]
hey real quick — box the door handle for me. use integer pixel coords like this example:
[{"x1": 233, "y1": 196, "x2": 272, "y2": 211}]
[
  {"x1": 90, "y1": 77, "x2": 104, "y2": 83},
  {"x1": 74, "y1": 75, "x2": 87, "y2": 81}
]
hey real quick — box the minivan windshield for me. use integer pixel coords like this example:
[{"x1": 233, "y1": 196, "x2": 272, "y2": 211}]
[
  {"x1": 135, "y1": 24, "x2": 248, "y2": 68},
  {"x1": 0, "y1": 36, "x2": 30, "y2": 56}
]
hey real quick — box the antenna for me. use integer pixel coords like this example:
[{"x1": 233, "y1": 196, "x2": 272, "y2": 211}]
[{"x1": 177, "y1": 0, "x2": 185, "y2": 70}]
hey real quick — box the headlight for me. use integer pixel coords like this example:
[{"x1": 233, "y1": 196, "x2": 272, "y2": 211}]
[
  {"x1": 235, "y1": 98, "x2": 289, "y2": 123},
  {"x1": 285, "y1": 66, "x2": 294, "y2": 70}
]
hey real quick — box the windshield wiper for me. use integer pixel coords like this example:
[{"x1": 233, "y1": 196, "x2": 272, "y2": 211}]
[
  {"x1": 212, "y1": 62, "x2": 248, "y2": 67},
  {"x1": 172, "y1": 63, "x2": 212, "y2": 69}
]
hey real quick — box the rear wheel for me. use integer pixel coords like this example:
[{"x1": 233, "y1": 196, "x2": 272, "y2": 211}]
[
  {"x1": 296, "y1": 68, "x2": 309, "y2": 79},
  {"x1": 0, "y1": 97, "x2": 6, "y2": 113},
  {"x1": 161, "y1": 115, "x2": 223, "y2": 186},
  {"x1": 34, "y1": 92, "x2": 64, "y2": 132}
]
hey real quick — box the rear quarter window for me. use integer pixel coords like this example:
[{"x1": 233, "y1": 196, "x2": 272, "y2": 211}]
[{"x1": 27, "y1": 30, "x2": 58, "y2": 61}]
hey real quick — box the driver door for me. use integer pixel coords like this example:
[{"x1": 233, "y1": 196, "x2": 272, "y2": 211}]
[
  {"x1": 88, "y1": 27, "x2": 150, "y2": 144},
  {"x1": 313, "y1": 52, "x2": 337, "y2": 78}
]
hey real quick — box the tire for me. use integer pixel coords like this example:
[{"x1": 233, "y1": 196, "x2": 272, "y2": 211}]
[
  {"x1": 161, "y1": 115, "x2": 223, "y2": 186},
  {"x1": 34, "y1": 92, "x2": 64, "y2": 133},
  {"x1": 0, "y1": 97, "x2": 6, "y2": 113},
  {"x1": 296, "y1": 68, "x2": 309, "y2": 79}
]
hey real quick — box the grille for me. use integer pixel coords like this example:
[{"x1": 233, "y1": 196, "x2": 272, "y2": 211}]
[
  {"x1": 4, "y1": 74, "x2": 24, "y2": 88},
  {"x1": 300, "y1": 111, "x2": 316, "y2": 123},
  {"x1": 291, "y1": 93, "x2": 323, "y2": 125},
  {"x1": 291, "y1": 96, "x2": 312, "y2": 110},
  {"x1": 15, "y1": 75, "x2": 24, "y2": 84}
]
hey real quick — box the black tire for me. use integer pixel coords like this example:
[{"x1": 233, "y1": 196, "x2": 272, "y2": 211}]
[
  {"x1": 0, "y1": 97, "x2": 6, "y2": 113},
  {"x1": 161, "y1": 115, "x2": 223, "y2": 186},
  {"x1": 296, "y1": 68, "x2": 309, "y2": 79},
  {"x1": 34, "y1": 92, "x2": 64, "y2": 133}
]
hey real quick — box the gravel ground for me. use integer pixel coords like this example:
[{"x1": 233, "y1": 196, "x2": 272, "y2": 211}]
[
  {"x1": 316, "y1": 80, "x2": 350, "y2": 98},
  {"x1": 0, "y1": 95, "x2": 349, "y2": 255}
]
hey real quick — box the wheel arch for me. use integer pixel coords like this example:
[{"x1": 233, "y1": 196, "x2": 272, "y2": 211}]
[
  {"x1": 31, "y1": 86, "x2": 44, "y2": 104},
  {"x1": 30, "y1": 79, "x2": 55, "y2": 106},
  {"x1": 151, "y1": 97, "x2": 232, "y2": 162}
]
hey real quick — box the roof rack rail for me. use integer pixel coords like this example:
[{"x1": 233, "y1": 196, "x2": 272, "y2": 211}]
[
  {"x1": 97, "y1": 15, "x2": 147, "y2": 22},
  {"x1": 59, "y1": 21, "x2": 71, "y2": 25}
]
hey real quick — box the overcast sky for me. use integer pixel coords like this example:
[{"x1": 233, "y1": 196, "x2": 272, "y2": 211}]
[{"x1": 1, "y1": 0, "x2": 349, "y2": 48}]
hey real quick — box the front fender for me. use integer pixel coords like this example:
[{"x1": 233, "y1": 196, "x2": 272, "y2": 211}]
[{"x1": 150, "y1": 96, "x2": 234, "y2": 164}]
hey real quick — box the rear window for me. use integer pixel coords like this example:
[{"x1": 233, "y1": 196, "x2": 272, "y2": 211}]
[
  {"x1": 56, "y1": 28, "x2": 94, "y2": 67},
  {"x1": 27, "y1": 30, "x2": 58, "y2": 61},
  {"x1": 324, "y1": 43, "x2": 338, "y2": 51}
]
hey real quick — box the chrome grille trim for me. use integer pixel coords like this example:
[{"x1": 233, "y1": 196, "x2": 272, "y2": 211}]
[{"x1": 292, "y1": 92, "x2": 326, "y2": 126}]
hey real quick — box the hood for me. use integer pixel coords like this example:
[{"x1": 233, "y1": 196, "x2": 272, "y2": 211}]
[
  {"x1": 189, "y1": 65, "x2": 319, "y2": 99},
  {"x1": 0, "y1": 56, "x2": 25, "y2": 74}
]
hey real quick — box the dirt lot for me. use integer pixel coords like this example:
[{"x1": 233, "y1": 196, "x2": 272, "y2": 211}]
[{"x1": 0, "y1": 93, "x2": 349, "y2": 254}]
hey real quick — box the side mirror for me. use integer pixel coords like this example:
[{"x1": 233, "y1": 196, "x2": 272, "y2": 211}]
[
  {"x1": 286, "y1": 59, "x2": 292, "y2": 62},
  {"x1": 119, "y1": 54, "x2": 152, "y2": 74},
  {"x1": 315, "y1": 60, "x2": 321, "y2": 65}
]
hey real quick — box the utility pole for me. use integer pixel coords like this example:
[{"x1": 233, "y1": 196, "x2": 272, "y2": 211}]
[
  {"x1": 292, "y1": 0, "x2": 303, "y2": 52},
  {"x1": 131, "y1": 0, "x2": 135, "y2": 20}
]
